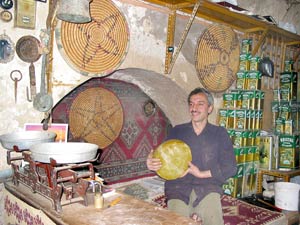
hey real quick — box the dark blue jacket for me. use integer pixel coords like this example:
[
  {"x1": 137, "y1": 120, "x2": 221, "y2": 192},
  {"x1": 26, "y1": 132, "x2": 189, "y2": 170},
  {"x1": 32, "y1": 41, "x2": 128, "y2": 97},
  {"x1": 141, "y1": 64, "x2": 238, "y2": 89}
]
[{"x1": 165, "y1": 122, "x2": 237, "y2": 207}]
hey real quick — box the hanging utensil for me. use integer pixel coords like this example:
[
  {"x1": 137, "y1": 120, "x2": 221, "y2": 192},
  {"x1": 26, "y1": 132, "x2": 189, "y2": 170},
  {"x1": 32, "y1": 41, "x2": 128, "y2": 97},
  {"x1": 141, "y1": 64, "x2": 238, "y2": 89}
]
[
  {"x1": 15, "y1": 35, "x2": 41, "y2": 101},
  {"x1": 33, "y1": 31, "x2": 53, "y2": 112},
  {"x1": 259, "y1": 57, "x2": 274, "y2": 78},
  {"x1": 10, "y1": 70, "x2": 22, "y2": 103}
]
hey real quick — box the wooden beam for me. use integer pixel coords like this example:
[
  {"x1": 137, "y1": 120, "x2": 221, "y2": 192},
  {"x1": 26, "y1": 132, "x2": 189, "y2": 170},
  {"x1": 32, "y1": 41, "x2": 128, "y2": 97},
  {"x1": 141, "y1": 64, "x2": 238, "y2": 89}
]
[
  {"x1": 167, "y1": 0, "x2": 203, "y2": 74},
  {"x1": 164, "y1": 10, "x2": 176, "y2": 74},
  {"x1": 293, "y1": 48, "x2": 300, "y2": 62},
  {"x1": 166, "y1": 2, "x2": 194, "y2": 10},
  {"x1": 243, "y1": 27, "x2": 266, "y2": 33},
  {"x1": 285, "y1": 41, "x2": 300, "y2": 46},
  {"x1": 251, "y1": 29, "x2": 268, "y2": 56}
]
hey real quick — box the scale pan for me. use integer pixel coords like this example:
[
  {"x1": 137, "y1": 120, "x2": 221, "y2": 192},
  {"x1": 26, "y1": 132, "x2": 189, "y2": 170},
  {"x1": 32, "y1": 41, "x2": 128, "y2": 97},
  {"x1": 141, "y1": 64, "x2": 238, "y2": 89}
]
[{"x1": 153, "y1": 139, "x2": 192, "y2": 180}]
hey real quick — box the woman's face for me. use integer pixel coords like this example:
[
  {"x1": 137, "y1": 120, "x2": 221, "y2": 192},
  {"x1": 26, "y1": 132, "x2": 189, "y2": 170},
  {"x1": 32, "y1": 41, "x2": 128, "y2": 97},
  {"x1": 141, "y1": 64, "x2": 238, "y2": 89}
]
[{"x1": 188, "y1": 93, "x2": 213, "y2": 123}]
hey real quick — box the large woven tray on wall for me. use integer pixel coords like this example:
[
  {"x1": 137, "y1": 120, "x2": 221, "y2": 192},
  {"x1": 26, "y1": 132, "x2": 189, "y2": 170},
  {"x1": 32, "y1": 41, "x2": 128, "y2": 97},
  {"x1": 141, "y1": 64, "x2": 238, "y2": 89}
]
[
  {"x1": 55, "y1": 0, "x2": 130, "y2": 77},
  {"x1": 195, "y1": 24, "x2": 240, "y2": 93},
  {"x1": 69, "y1": 87, "x2": 124, "y2": 149}
]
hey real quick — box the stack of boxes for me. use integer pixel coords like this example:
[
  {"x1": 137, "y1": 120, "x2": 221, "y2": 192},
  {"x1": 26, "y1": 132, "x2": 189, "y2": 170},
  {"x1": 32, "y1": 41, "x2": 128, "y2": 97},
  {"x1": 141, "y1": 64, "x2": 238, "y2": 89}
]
[
  {"x1": 222, "y1": 39, "x2": 264, "y2": 198},
  {"x1": 272, "y1": 60, "x2": 299, "y2": 170}
]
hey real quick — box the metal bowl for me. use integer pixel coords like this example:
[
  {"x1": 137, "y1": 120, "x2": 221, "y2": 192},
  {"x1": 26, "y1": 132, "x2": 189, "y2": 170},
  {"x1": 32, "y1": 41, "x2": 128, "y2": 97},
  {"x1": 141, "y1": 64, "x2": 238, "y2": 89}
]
[
  {"x1": 30, "y1": 142, "x2": 99, "y2": 164},
  {"x1": 0, "y1": 131, "x2": 57, "y2": 150}
]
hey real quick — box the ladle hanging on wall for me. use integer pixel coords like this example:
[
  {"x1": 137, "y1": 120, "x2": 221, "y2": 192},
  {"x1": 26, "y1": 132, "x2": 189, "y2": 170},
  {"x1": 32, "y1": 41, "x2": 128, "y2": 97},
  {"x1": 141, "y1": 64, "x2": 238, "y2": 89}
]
[
  {"x1": 32, "y1": 0, "x2": 57, "y2": 114},
  {"x1": 33, "y1": 0, "x2": 92, "y2": 113},
  {"x1": 33, "y1": 30, "x2": 53, "y2": 112}
]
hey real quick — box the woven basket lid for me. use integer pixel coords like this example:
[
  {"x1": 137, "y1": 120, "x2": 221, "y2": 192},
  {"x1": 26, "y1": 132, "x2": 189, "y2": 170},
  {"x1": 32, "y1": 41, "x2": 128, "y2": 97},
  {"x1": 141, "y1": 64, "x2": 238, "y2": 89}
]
[
  {"x1": 195, "y1": 24, "x2": 240, "y2": 93},
  {"x1": 55, "y1": 0, "x2": 129, "y2": 77},
  {"x1": 69, "y1": 87, "x2": 124, "y2": 149}
]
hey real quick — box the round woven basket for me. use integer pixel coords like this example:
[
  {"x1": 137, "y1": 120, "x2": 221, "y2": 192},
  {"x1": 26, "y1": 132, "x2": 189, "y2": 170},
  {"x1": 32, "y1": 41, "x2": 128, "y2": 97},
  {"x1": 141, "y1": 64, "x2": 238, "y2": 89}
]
[
  {"x1": 195, "y1": 24, "x2": 240, "y2": 93},
  {"x1": 55, "y1": 0, "x2": 130, "y2": 77},
  {"x1": 69, "y1": 87, "x2": 124, "y2": 149}
]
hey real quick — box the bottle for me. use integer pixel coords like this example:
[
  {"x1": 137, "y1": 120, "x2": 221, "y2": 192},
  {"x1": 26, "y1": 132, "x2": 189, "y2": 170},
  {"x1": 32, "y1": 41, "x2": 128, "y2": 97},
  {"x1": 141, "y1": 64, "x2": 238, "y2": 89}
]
[{"x1": 94, "y1": 182, "x2": 104, "y2": 209}]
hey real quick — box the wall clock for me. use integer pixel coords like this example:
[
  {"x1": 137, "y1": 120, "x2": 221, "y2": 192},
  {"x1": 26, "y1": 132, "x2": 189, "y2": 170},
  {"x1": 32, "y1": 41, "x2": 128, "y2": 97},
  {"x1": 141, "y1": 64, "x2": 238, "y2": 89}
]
[{"x1": 0, "y1": 0, "x2": 13, "y2": 10}]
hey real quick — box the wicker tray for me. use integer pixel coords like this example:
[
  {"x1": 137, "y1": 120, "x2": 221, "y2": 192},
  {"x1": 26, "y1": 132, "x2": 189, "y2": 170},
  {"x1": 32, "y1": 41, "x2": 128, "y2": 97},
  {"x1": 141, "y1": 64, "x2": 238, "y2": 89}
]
[
  {"x1": 195, "y1": 24, "x2": 240, "y2": 93},
  {"x1": 69, "y1": 87, "x2": 124, "y2": 149},
  {"x1": 55, "y1": 0, "x2": 129, "y2": 77}
]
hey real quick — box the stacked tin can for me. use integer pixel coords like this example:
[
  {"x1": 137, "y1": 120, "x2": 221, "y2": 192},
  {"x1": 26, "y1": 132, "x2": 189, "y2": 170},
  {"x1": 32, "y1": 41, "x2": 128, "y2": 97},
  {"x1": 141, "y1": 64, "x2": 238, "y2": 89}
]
[
  {"x1": 221, "y1": 38, "x2": 264, "y2": 198},
  {"x1": 272, "y1": 59, "x2": 299, "y2": 170}
]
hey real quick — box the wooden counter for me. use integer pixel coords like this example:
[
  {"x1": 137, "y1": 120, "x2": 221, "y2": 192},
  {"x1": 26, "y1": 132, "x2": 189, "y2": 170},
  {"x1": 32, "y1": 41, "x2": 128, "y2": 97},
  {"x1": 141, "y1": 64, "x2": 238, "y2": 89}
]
[{"x1": 4, "y1": 181, "x2": 199, "y2": 225}]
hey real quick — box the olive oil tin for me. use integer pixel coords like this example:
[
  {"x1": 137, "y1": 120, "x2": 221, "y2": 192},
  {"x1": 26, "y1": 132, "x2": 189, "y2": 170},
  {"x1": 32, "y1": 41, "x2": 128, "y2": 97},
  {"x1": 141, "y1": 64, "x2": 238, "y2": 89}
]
[
  {"x1": 258, "y1": 135, "x2": 278, "y2": 170},
  {"x1": 284, "y1": 59, "x2": 294, "y2": 72},
  {"x1": 236, "y1": 71, "x2": 247, "y2": 90},
  {"x1": 241, "y1": 39, "x2": 252, "y2": 54},
  {"x1": 239, "y1": 53, "x2": 251, "y2": 71},
  {"x1": 278, "y1": 134, "x2": 299, "y2": 170},
  {"x1": 280, "y1": 72, "x2": 297, "y2": 101},
  {"x1": 250, "y1": 56, "x2": 261, "y2": 71},
  {"x1": 247, "y1": 71, "x2": 262, "y2": 90},
  {"x1": 218, "y1": 109, "x2": 228, "y2": 128},
  {"x1": 235, "y1": 109, "x2": 247, "y2": 129}
]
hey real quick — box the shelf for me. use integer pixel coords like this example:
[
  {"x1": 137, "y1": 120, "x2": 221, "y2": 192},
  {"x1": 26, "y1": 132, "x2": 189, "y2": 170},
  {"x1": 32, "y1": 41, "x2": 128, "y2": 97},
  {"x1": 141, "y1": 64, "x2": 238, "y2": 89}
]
[{"x1": 142, "y1": 0, "x2": 300, "y2": 43}]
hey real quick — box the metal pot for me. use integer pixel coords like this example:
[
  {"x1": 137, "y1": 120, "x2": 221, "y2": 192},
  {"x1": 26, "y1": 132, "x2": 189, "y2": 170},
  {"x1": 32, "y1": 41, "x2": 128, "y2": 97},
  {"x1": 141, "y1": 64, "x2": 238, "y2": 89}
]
[
  {"x1": 0, "y1": 131, "x2": 57, "y2": 150},
  {"x1": 29, "y1": 142, "x2": 99, "y2": 164}
]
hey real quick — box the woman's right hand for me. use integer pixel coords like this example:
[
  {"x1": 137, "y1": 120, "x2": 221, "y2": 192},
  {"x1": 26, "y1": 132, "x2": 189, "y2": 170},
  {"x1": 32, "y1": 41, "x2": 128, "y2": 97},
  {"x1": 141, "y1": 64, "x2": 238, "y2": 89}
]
[{"x1": 146, "y1": 150, "x2": 162, "y2": 171}]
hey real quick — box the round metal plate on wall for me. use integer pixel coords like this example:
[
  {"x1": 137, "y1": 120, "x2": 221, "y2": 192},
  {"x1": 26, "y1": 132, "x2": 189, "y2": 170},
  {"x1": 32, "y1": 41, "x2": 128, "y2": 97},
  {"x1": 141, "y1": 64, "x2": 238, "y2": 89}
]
[
  {"x1": 143, "y1": 100, "x2": 156, "y2": 117},
  {"x1": 0, "y1": 31, "x2": 15, "y2": 63},
  {"x1": 0, "y1": 0, "x2": 13, "y2": 10},
  {"x1": 15, "y1": 35, "x2": 41, "y2": 63},
  {"x1": 0, "y1": 10, "x2": 12, "y2": 22}
]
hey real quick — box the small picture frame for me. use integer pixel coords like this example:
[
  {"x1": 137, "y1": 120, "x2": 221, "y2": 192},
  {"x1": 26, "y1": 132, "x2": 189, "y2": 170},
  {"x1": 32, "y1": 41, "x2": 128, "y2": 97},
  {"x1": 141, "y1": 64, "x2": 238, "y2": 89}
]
[
  {"x1": 24, "y1": 123, "x2": 69, "y2": 142},
  {"x1": 15, "y1": 0, "x2": 37, "y2": 29}
]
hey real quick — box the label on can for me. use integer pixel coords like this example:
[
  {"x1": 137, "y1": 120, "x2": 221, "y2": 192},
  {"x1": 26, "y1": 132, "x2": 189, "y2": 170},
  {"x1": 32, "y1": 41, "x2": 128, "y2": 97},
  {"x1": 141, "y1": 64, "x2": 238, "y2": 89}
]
[
  {"x1": 236, "y1": 71, "x2": 247, "y2": 90},
  {"x1": 250, "y1": 56, "x2": 261, "y2": 71},
  {"x1": 241, "y1": 39, "x2": 253, "y2": 54},
  {"x1": 284, "y1": 59, "x2": 294, "y2": 72},
  {"x1": 218, "y1": 109, "x2": 228, "y2": 128},
  {"x1": 239, "y1": 53, "x2": 251, "y2": 71}
]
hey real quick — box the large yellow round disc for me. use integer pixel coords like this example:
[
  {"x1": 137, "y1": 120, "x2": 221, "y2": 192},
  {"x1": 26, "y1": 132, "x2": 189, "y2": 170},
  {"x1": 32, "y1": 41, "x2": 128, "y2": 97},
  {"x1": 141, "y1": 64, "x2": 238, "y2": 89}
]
[{"x1": 153, "y1": 139, "x2": 192, "y2": 180}]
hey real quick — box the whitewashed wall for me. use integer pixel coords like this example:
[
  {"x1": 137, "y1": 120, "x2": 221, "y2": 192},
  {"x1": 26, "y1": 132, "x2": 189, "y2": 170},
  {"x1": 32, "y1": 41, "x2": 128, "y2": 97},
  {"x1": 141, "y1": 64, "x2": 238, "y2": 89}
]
[
  {"x1": 0, "y1": 0, "x2": 203, "y2": 174},
  {"x1": 0, "y1": 0, "x2": 299, "y2": 178}
]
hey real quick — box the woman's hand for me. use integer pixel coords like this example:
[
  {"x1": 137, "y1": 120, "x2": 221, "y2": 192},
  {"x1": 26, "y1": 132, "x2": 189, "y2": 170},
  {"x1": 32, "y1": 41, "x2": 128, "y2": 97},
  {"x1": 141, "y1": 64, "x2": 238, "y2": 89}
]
[{"x1": 146, "y1": 150, "x2": 162, "y2": 171}]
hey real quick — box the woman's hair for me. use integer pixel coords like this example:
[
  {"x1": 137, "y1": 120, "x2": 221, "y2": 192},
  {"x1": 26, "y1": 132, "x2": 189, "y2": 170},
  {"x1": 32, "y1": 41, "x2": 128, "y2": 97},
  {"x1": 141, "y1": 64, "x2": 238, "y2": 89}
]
[{"x1": 188, "y1": 87, "x2": 214, "y2": 106}]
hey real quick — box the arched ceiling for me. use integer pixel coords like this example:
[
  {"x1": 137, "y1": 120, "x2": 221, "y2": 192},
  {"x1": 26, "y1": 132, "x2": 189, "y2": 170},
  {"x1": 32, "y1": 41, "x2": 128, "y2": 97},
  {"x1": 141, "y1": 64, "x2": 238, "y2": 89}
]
[{"x1": 110, "y1": 68, "x2": 191, "y2": 126}]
